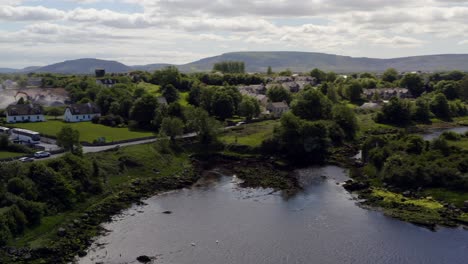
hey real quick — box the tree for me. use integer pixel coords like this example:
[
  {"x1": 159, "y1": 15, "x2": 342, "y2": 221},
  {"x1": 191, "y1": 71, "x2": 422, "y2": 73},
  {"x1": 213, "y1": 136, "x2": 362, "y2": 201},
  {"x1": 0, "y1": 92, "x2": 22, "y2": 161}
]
[
  {"x1": 213, "y1": 61, "x2": 245, "y2": 73},
  {"x1": 162, "y1": 84, "x2": 180, "y2": 103},
  {"x1": 161, "y1": 117, "x2": 184, "y2": 142},
  {"x1": 211, "y1": 90, "x2": 234, "y2": 120},
  {"x1": 430, "y1": 93, "x2": 451, "y2": 119},
  {"x1": 434, "y1": 80, "x2": 460, "y2": 100},
  {"x1": 412, "y1": 97, "x2": 431, "y2": 123},
  {"x1": 17, "y1": 97, "x2": 26, "y2": 104},
  {"x1": 47, "y1": 107, "x2": 63, "y2": 120},
  {"x1": 185, "y1": 107, "x2": 221, "y2": 145},
  {"x1": 267, "y1": 85, "x2": 291, "y2": 103},
  {"x1": 56, "y1": 126, "x2": 80, "y2": 152},
  {"x1": 267, "y1": 66, "x2": 273, "y2": 75},
  {"x1": 130, "y1": 94, "x2": 158, "y2": 129},
  {"x1": 382, "y1": 68, "x2": 399, "y2": 83},
  {"x1": 326, "y1": 85, "x2": 339, "y2": 103},
  {"x1": 332, "y1": 105, "x2": 358, "y2": 140},
  {"x1": 345, "y1": 80, "x2": 363, "y2": 102},
  {"x1": 310, "y1": 68, "x2": 326, "y2": 83},
  {"x1": 375, "y1": 97, "x2": 411, "y2": 126},
  {"x1": 291, "y1": 89, "x2": 332, "y2": 121},
  {"x1": 458, "y1": 75, "x2": 468, "y2": 101},
  {"x1": 151, "y1": 66, "x2": 181, "y2": 88},
  {"x1": 239, "y1": 96, "x2": 260, "y2": 121},
  {"x1": 400, "y1": 73, "x2": 425, "y2": 97},
  {"x1": 153, "y1": 104, "x2": 169, "y2": 132},
  {"x1": 188, "y1": 84, "x2": 201, "y2": 106}
]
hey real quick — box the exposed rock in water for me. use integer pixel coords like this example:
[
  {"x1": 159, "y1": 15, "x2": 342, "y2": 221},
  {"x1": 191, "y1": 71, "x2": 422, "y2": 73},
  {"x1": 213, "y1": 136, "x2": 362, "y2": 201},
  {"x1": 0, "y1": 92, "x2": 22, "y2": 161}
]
[
  {"x1": 343, "y1": 180, "x2": 369, "y2": 192},
  {"x1": 162, "y1": 211, "x2": 172, "y2": 214},
  {"x1": 137, "y1": 255, "x2": 152, "y2": 263}
]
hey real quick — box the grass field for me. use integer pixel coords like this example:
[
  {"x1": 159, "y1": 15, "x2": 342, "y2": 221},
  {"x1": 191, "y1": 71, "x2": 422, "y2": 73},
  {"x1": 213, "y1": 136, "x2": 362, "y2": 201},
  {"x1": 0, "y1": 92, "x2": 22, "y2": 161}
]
[
  {"x1": 220, "y1": 120, "x2": 279, "y2": 147},
  {"x1": 0, "y1": 151, "x2": 24, "y2": 159},
  {"x1": 356, "y1": 113, "x2": 394, "y2": 133},
  {"x1": 137, "y1": 82, "x2": 190, "y2": 106},
  {"x1": 11, "y1": 120, "x2": 154, "y2": 143}
]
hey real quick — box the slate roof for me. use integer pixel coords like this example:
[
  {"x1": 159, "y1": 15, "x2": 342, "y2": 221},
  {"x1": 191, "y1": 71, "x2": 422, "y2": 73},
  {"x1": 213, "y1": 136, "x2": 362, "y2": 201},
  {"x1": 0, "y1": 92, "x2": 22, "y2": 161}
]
[
  {"x1": 67, "y1": 103, "x2": 100, "y2": 115},
  {"x1": 6, "y1": 104, "x2": 44, "y2": 116}
]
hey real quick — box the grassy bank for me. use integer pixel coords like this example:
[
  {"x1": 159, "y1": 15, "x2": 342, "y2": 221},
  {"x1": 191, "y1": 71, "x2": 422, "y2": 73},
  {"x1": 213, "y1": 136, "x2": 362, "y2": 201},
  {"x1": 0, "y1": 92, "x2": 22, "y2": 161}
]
[
  {"x1": 10, "y1": 120, "x2": 154, "y2": 143},
  {"x1": 0, "y1": 151, "x2": 24, "y2": 159},
  {"x1": 220, "y1": 120, "x2": 279, "y2": 147},
  {"x1": 1, "y1": 143, "x2": 197, "y2": 263}
]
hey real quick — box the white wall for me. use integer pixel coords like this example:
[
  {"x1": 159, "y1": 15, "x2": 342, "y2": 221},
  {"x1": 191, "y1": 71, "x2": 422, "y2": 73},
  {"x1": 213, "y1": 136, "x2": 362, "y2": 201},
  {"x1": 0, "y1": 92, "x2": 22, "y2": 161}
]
[
  {"x1": 6, "y1": 114, "x2": 45, "y2": 123},
  {"x1": 64, "y1": 108, "x2": 100, "y2": 122}
]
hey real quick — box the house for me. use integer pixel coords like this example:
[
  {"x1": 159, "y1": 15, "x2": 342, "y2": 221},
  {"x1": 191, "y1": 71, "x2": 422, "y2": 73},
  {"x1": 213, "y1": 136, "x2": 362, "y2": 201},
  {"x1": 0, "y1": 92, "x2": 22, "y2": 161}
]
[
  {"x1": 96, "y1": 79, "x2": 117, "y2": 88},
  {"x1": 281, "y1": 82, "x2": 300, "y2": 93},
  {"x1": 64, "y1": 103, "x2": 101, "y2": 122},
  {"x1": 363, "y1": 88, "x2": 412, "y2": 100},
  {"x1": 2, "y1": 80, "x2": 18, "y2": 89},
  {"x1": 27, "y1": 77, "x2": 43, "y2": 87},
  {"x1": 238, "y1": 84, "x2": 266, "y2": 95},
  {"x1": 157, "y1": 96, "x2": 168, "y2": 105},
  {"x1": 254, "y1": 94, "x2": 268, "y2": 107},
  {"x1": 267, "y1": 101, "x2": 289, "y2": 117},
  {"x1": 6, "y1": 104, "x2": 45, "y2": 123}
]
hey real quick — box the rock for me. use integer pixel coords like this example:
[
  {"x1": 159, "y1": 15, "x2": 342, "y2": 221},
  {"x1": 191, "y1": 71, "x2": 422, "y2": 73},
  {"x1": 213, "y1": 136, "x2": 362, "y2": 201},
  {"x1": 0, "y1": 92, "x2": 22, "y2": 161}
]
[
  {"x1": 402, "y1": 191, "x2": 411, "y2": 197},
  {"x1": 343, "y1": 180, "x2": 369, "y2": 192},
  {"x1": 137, "y1": 255, "x2": 152, "y2": 263},
  {"x1": 448, "y1": 203, "x2": 457, "y2": 210},
  {"x1": 57, "y1": 228, "x2": 67, "y2": 237},
  {"x1": 162, "y1": 211, "x2": 172, "y2": 214}
]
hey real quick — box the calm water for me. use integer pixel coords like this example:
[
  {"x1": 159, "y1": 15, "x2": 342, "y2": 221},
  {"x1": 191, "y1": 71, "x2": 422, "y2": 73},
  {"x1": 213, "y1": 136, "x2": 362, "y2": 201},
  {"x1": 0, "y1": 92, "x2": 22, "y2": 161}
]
[
  {"x1": 79, "y1": 166, "x2": 468, "y2": 264},
  {"x1": 422, "y1": 126, "x2": 468, "y2": 141}
]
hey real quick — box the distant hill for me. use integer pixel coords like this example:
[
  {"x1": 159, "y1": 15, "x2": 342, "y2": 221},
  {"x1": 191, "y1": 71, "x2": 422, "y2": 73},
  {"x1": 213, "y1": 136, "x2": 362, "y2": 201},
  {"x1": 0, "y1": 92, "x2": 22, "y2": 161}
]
[
  {"x1": 4, "y1": 52, "x2": 468, "y2": 74},
  {"x1": 35, "y1": 58, "x2": 132, "y2": 74},
  {"x1": 0, "y1": 68, "x2": 19, "y2": 73},
  {"x1": 173, "y1": 52, "x2": 468, "y2": 73}
]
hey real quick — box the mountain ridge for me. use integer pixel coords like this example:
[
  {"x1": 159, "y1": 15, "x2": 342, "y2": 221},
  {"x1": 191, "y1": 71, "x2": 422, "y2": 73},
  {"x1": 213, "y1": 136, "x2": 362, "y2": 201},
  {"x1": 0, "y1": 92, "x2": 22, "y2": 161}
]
[{"x1": 3, "y1": 52, "x2": 468, "y2": 74}]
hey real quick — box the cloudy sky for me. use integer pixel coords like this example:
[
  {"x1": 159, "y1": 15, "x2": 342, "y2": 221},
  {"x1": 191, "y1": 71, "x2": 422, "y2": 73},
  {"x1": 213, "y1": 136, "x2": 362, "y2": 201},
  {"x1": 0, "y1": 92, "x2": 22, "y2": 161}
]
[{"x1": 1, "y1": 0, "x2": 468, "y2": 68}]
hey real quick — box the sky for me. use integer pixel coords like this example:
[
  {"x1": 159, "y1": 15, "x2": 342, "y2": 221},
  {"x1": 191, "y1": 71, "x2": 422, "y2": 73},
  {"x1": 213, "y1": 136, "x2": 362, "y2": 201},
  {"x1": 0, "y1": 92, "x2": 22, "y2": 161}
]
[{"x1": 2, "y1": 0, "x2": 468, "y2": 68}]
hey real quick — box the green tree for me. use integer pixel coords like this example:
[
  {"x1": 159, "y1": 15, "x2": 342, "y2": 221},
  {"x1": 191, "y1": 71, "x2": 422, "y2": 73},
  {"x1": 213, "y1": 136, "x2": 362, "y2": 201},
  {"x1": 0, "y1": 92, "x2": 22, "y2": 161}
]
[
  {"x1": 161, "y1": 117, "x2": 184, "y2": 142},
  {"x1": 310, "y1": 68, "x2": 327, "y2": 83},
  {"x1": 151, "y1": 66, "x2": 181, "y2": 88},
  {"x1": 17, "y1": 97, "x2": 26, "y2": 104},
  {"x1": 400, "y1": 73, "x2": 425, "y2": 97},
  {"x1": 382, "y1": 68, "x2": 399, "y2": 83},
  {"x1": 267, "y1": 66, "x2": 273, "y2": 75},
  {"x1": 412, "y1": 97, "x2": 431, "y2": 123},
  {"x1": 162, "y1": 84, "x2": 180, "y2": 103},
  {"x1": 291, "y1": 89, "x2": 332, "y2": 121},
  {"x1": 267, "y1": 85, "x2": 291, "y2": 103},
  {"x1": 130, "y1": 94, "x2": 158, "y2": 129},
  {"x1": 459, "y1": 75, "x2": 468, "y2": 101},
  {"x1": 434, "y1": 80, "x2": 460, "y2": 100},
  {"x1": 239, "y1": 96, "x2": 260, "y2": 121},
  {"x1": 332, "y1": 105, "x2": 358, "y2": 140},
  {"x1": 430, "y1": 93, "x2": 451, "y2": 119},
  {"x1": 345, "y1": 80, "x2": 363, "y2": 102},
  {"x1": 375, "y1": 97, "x2": 411, "y2": 126},
  {"x1": 185, "y1": 107, "x2": 221, "y2": 144},
  {"x1": 56, "y1": 126, "x2": 80, "y2": 152}
]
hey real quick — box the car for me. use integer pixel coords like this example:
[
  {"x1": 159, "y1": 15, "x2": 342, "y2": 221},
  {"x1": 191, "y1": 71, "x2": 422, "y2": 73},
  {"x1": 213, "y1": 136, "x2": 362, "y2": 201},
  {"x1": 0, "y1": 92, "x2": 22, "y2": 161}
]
[
  {"x1": 18, "y1": 157, "x2": 34, "y2": 163},
  {"x1": 34, "y1": 151, "x2": 51, "y2": 158}
]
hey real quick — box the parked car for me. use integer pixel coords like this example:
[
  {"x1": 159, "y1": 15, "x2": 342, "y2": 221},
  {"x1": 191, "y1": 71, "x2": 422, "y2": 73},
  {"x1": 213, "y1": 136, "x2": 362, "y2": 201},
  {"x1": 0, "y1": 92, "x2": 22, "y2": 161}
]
[
  {"x1": 34, "y1": 151, "x2": 51, "y2": 158},
  {"x1": 19, "y1": 157, "x2": 34, "y2": 163}
]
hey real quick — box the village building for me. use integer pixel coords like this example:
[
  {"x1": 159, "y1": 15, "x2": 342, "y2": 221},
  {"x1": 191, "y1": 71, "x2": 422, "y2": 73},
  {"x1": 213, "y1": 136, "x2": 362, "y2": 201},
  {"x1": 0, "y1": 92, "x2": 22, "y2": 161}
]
[
  {"x1": 6, "y1": 104, "x2": 45, "y2": 123},
  {"x1": 363, "y1": 88, "x2": 412, "y2": 100},
  {"x1": 64, "y1": 103, "x2": 101, "y2": 122},
  {"x1": 96, "y1": 79, "x2": 117, "y2": 88},
  {"x1": 157, "y1": 96, "x2": 168, "y2": 105},
  {"x1": 238, "y1": 84, "x2": 266, "y2": 95},
  {"x1": 27, "y1": 77, "x2": 43, "y2": 87},
  {"x1": 267, "y1": 101, "x2": 290, "y2": 117}
]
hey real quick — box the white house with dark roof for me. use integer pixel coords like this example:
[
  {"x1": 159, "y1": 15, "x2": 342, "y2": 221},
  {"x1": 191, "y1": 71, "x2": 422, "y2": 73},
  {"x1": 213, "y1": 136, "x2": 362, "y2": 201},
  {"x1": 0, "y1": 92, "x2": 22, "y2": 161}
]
[
  {"x1": 6, "y1": 104, "x2": 45, "y2": 123},
  {"x1": 64, "y1": 103, "x2": 101, "y2": 122}
]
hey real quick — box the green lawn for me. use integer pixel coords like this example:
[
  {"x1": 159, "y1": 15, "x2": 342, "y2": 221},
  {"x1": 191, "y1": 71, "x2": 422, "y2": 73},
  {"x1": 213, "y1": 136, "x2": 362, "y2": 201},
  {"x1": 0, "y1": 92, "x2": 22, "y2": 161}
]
[
  {"x1": 11, "y1": 120, "x2": 154, "y2": 143},
  {"x1": 356, "y1": 113, "x2": 394, "y2": 132},
  {"x1": 220, "y1": 120, "x2": 279, "y2": 147},
  {"x1": 137, "y1": 82, "x2": 161, "y2": 95},
  {"x1": 0, "y1": 151, "x2": 24, "y2": 159}
]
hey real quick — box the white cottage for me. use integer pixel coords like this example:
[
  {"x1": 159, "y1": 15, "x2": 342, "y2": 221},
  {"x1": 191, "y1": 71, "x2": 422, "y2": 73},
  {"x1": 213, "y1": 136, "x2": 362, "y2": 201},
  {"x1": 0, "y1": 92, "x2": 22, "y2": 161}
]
[
  {"x1": 6, "y1": 104, "x2": 45, "y2": 123},
  {"x1": 267, "y1": 101, "x2": 290, "y2": 118},
  {"x1": 64, "y1": 103, "x2": 101, "y2": 122}
]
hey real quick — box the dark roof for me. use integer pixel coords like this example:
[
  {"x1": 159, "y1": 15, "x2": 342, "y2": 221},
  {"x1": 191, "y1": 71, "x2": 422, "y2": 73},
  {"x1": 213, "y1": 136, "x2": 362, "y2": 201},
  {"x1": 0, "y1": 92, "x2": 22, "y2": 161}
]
[
  {"x1": 67, "y1": 103, "x2": 100, "y2": 115},
  {"x1": 6, "y1": 104, "x2": 44, "y2": 116}
]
